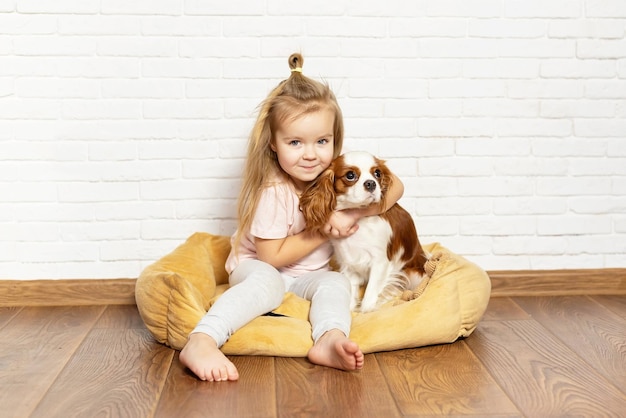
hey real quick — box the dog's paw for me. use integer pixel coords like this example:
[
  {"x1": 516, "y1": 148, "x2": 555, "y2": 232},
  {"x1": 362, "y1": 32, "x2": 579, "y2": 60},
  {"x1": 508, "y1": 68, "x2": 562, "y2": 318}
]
[{"x1": 358, "y1": 299, "x2": 379, "y2": 313}]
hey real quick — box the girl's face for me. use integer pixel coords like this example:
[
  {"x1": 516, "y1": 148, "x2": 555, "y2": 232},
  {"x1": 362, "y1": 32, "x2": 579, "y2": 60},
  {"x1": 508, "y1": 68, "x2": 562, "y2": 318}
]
[{"x1": 272, "y1": 108, "x2": 335, "y2": 193}]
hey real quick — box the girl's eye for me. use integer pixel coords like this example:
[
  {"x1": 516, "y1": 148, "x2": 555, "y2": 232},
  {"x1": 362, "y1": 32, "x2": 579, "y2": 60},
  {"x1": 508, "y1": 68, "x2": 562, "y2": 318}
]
[
  {"x1": 318, "y1": 138, "x2": 328, "y2": 145},
  {"x1": 373, "y1": 169, "x2": 381, "y2": 179},
  {"x1": 346, "y1": 171, "x2": 357, "y2": 181},
  {"x1": 289, "y1": 140, "x2": 300, "y2": 146}
]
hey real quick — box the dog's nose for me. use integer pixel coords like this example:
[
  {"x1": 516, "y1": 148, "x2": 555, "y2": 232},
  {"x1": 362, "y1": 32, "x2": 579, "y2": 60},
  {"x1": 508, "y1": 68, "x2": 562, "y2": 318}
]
[{"x1": 364, "y1": 180, "x2": 376, "y2": 192}]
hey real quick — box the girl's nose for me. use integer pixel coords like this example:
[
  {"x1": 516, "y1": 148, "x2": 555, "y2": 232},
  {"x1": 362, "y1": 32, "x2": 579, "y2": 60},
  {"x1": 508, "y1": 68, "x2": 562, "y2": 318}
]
[{"x1": 303, "y1": 145, "x2": 316, "y2": 159}]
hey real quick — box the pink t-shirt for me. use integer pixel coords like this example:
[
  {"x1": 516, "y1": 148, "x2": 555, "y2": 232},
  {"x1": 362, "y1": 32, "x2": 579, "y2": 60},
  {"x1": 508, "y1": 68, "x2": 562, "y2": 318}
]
[{"x1": 225, "y1": 181, "x2": 332, "y2": 277}]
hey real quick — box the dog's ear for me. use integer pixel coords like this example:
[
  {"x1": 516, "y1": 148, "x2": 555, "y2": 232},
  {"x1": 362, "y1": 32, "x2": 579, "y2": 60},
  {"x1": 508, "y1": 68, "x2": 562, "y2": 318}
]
[
  {"x1": 299, "y1": 168, "x2": 336, "y2": 232},
  {"x1": 376, "y1": 157, "x2": 393, "y2": 194}
]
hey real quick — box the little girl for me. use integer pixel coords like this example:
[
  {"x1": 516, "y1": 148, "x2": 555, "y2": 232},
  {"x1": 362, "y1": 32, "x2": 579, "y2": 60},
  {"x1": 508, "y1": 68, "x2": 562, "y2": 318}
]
[{"x1": 180, "y1": 53, "x2": 404, "y2": 382}]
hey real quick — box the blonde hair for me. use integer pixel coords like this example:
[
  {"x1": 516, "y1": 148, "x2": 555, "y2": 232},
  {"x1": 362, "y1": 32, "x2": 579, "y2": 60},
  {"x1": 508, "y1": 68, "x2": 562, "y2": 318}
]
[{"x1": 234, "y1": 53, "x2": 344, "y2": 250}]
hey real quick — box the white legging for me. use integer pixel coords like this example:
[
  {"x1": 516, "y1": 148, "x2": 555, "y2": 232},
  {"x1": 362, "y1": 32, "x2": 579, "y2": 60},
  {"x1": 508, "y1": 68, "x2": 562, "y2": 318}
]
[{"x1": 191, "y1": 259, "x2": 352, "y2": 347}]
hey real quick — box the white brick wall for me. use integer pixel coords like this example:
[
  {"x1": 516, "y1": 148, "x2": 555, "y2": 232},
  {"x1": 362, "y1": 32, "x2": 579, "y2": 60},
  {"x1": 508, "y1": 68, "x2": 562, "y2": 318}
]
[{"x1": 1, "y1": 1, "x2": 625, "y2": 279}]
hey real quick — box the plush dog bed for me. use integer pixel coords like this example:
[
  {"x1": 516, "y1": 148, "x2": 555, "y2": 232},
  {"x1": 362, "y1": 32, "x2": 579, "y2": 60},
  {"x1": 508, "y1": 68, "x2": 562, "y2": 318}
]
[{"x1": 135, "y1": 232, "x2": 491, "y2": 356}]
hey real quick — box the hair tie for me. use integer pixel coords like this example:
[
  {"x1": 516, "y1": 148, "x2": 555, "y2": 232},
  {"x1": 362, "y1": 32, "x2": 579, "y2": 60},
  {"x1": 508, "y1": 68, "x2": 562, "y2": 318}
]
[{"x1": 291, "y1": 67, "x2": 303, "y2": 73}]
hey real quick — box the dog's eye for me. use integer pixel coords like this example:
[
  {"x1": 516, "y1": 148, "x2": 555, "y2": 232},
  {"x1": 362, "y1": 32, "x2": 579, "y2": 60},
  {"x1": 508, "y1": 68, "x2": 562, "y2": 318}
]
[
  {"x1": 373, "y1": 169, "x2": 382, "y2": 179},
  {"x1": 345, "y1": 171, "x2": 357, "y2": 182}
]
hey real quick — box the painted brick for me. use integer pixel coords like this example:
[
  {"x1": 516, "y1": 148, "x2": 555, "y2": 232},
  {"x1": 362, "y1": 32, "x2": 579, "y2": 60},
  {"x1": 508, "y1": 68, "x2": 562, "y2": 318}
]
[
  {"x1": 142, "y1": 16, "x2": 221, "y2": 36},
  {"x1": 540, "y1": 59, "x2": 616, "y2": 79},
  {"x1": 462, "y1": 59, "x2": 539, "y2": 79},
  {"x1": 58, "y1": 182, "x2": 139, "y2": 203},
  {"x1": 142, "y1": 99, "x2": 223, "y2": 120},
  {"x1": 56, "y1": 57, "x2": 141, "y2": 78},
  {"x1": 458, "y1": 177, "x2": 533, "y2": 197},
  {"x1": 102, "y1": 79, "x2": 183, "y2": 99},
  {"x1": 540, "y1": 100, "x2": 615, "y2": 118},
  {"x1": 267, "y1": 0, "x2": 344, "y2": 16},
  {"x1": 404, "y1": 177, "x2": 459, "y2": 198},
  {"x1": 418, "y1": 118, "x2": 495, "y2": 137},
  {"x1": 493, "y1": 157, "x2": 568, "y2": 176},
  {"x1": 17, "y1": 241, "x2": 99, "y2": 263},
  {"x1": 585, "y1": 0, "x2": 626, "y2": 18},
  {"x1": 469, "y1": 19, "x2": 546, "y2": 38},
  {"x1": 504, "y1": 0, "x2": 582, "y2": 18},
  {"x1": 415, "y1": 197, "x2": 491, "y2": 216},
  {"x1": 463, "y1": 99, "x2": 538, "y2": 117},
  {"x1": 97, "y1": 37, "x2": 178, "y2": 57},
  {"x1": 460, "y1": 216, "x2": 537, "y2": 236},
  {"x1": 575, "y1": 119, "x2": 626, "y2": 137},
  {"x1": 389, "y1": 18, "x2": 466, "y2": 37},
  {"x1": 537, "y1": 215, "x2": 612, "y2": 236},
  {"x1": 585, "y1": 80, "x2": 626, "y2": 99},
  {"x1": 569, "y1": 196, "x2": 626, "y2": 215},
  {"x1": 58, "y1": 15, "x2": 139, "y2": 35},
  {"x1": 0, "y1": 14, "x2": 58, "y2": 34},
  {"x1": 493, "y1": 197, "x2": 567, "y2": 215},
  {"x1": 1, "y1": 99, "x2": 60, "y2": 119},
  {"x1": 17, "y1": 0, "x2": 100, "y2": 14},
  {"x1": 548, "y1": 19, "x2": 625, "y2": 39},
  {"x1": 62, "y1": 100, "x2": 142, "y2": 120},
  {"x1": 427, "y1": 0, "x2": 502, "y2": 18},
  {"x1": 507, "y1": 80, "x2": 584, "y2": 99},
  {"x1": 101, "y1": 0, "x2": 181, "y2": 16},
  {"x1": 537, "y1": 177, "x2": 612, "y2": 196},
  {"x1": 530, "y1": 255, "x2": 603, "y2": 269},
  {"x1": 566, "y1": 235, "x2": 626, "y2": 255},
  {"x1": 577, "y1": 39, "x2": 626, "y2": 58},
  {"x1": 456, "y1": 138, "x2": 531, "y2": 156},
  {"x1": 60, "y1": 221, "x2": 140, "y2": 241},
  {"x1": 430, "y1": 80, "x2": 505, "y2": 98},
  {"x1": 16, "y1": 78, "x2": 100, "y2": 99},
  {"x1": 419, "y1": 157, "x2": 493, "y2": 176},
  {"x1": 13, "y1": 36, "x2": 96, "y2": 56},
  {"x1": 493, "y1": 236, "x2": 568, "y2": 255},
  {"x1": 184, "y1": 0, "x2": 264, "y2": 16},
  {"x1": 532, "y1": 138, "x2": 607, "y2": 157},
  {"x1": 496, "y1": 118, "x2": 572, "y2": 137}
]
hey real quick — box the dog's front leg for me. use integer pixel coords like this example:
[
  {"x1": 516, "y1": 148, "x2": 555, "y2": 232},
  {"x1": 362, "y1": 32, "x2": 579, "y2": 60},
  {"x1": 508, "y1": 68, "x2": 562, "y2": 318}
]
[{"x1": 359, "y1": 260, "x2": 392, "y2": 312}]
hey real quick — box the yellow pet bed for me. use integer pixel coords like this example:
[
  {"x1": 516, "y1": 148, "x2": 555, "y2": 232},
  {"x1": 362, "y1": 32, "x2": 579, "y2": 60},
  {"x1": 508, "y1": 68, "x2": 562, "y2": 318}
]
[{"x1": 135, "y1": 232, "x2": 491, "y2": 356}]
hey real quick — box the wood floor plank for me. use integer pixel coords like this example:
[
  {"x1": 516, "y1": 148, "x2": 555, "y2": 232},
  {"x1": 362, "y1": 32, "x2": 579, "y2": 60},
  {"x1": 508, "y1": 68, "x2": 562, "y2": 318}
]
[
  {"x1": 592, "y1": 295, "x2": 626, "y2": 320},
  {"x1": 156, "y1": 353, "x2": 276, "y2": 418},
  {"x1": 481, "y1": 297, "x2": 530, "y2": 321},
  {"x1": 275, "y1": 354, "x2": 401, "y2": 418},
  {"x1": 376, "y1": 343, "x2": 520, "y2": 417},
  {"x1": 0, "y1": 306, "x2": 105, "y2": 418},
  {"x1": 466, "y1": 319, "x2": 626, "y2": 417},
  {"x1": 30, "y1": 328, "x2": 174, "y2": 418},
  {"x1": 513, "y1": 296, "x2": 626, "y2": 392},
  {"x1": 0, "y1": 306, "x2": 22, "y2": 329},
  {"x1": 93, "y1": 304, "x2": 147, "y2": 329}
]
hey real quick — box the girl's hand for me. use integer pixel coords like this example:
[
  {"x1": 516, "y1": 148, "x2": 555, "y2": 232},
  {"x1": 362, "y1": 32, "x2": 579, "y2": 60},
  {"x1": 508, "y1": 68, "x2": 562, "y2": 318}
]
[{"x1": 324, "y1": 209, "x2": 360, "y2": 238}]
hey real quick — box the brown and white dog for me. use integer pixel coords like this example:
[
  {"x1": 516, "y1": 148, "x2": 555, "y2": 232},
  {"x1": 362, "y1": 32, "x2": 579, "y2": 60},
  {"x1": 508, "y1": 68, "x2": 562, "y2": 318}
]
[{"x1": 300, "y1": 151, "x2": 429, "y2": 312}]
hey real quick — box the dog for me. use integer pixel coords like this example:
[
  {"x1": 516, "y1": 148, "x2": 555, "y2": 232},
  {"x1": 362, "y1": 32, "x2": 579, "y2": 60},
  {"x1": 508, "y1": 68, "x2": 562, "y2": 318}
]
[{"x1": 299, "y1": 151, "x2": 429, "y2": 312}]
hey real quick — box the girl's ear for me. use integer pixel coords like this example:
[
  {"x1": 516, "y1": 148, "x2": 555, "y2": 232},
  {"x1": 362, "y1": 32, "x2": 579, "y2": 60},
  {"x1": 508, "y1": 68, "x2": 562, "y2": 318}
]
[{"x1": 299, "y1": 169, "x2": 336, "y2": 232}]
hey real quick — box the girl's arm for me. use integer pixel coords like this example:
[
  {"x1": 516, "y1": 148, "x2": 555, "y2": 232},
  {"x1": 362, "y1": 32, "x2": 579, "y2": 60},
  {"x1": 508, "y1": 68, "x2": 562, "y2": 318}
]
[
  {"x1": 325, "y1": 172, "x2": 404, "y2": 237},
  {"x1": 255, "y1": 231, "x2": 328, "y2": 270}
]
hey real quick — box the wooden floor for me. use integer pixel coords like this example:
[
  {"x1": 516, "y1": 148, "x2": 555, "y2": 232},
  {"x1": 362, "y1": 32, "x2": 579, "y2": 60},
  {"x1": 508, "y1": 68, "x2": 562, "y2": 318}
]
[{"x1": 1, "y1": 295, "x2": 624, "y2": 418}]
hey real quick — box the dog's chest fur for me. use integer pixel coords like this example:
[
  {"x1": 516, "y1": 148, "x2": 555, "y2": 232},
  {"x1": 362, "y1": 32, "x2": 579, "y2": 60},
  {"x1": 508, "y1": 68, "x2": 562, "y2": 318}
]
[{"x1": 331, "y1": 216, "x2": 399, "y2": 283}]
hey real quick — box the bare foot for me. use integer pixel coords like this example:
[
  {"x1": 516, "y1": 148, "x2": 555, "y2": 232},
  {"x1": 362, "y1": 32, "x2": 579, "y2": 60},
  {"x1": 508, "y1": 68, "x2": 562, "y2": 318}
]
[
  {"x1": 179, "y1": 333, "x2": 239, "y2": 382},
  {"x1": 307, "y1": 329, "x2": 364, "y2": 371}
]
